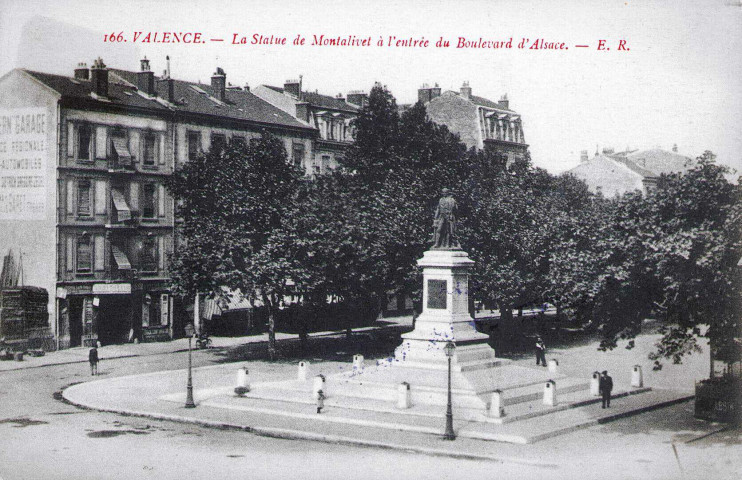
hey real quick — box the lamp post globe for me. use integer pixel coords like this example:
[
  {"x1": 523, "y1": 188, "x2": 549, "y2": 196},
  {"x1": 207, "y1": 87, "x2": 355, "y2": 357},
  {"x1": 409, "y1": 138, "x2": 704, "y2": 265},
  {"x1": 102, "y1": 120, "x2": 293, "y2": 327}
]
[
  {"x1": 443, "y1": 341, "x2": 456, "y2": 440},
  {"x1": 184, "y1": 323, "x2": 196, "y2": 409}
]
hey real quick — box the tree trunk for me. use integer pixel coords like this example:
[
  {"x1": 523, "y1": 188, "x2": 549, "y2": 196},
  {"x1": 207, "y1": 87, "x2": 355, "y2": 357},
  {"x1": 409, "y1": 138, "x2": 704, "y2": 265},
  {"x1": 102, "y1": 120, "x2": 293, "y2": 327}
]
[
  {"x1": 299, "y1": 306, "x2": 309, "y2": 352},
  {"x1": 264, "y1": 294, "x2": 277, "y2": 360}
]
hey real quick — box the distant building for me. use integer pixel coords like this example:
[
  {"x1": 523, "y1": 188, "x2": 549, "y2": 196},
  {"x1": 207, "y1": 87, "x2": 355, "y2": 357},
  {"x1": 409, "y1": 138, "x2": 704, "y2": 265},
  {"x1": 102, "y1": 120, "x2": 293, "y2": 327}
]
[
  {"x1": 0, "y1": 57, "x2": 315, "y2": 348},
  {"x1": 566, "y1": 145, "x2": 694, "y2": 197},
  {"x1": 253, "y1": 79, "x2": 363, "y2": 175},
  {"x1": 410, "y1": 82, "x2": 529, "y2": 163}
]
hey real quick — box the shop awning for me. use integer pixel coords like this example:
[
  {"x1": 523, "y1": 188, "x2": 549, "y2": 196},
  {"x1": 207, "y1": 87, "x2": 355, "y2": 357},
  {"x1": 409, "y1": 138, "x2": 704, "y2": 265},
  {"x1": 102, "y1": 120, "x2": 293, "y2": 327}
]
[
  {"x1": 112, "y1": 137, "x2": 132, "y2": 166},
  {"x1": 111, "y1": 189, "x2": 131, "y2": 222},
  {"x1": 111, "y1": 245, "x2": 132, "y2": 270}
]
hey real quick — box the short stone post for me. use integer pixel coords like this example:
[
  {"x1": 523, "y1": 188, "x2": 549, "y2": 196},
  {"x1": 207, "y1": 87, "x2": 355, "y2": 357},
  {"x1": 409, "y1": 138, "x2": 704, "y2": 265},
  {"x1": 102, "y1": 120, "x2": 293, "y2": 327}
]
[
  {"x1": 234, "y1": 367, "x2": 250, "y2": 396},
  {"x1": 298, "y1": 361, "x2": 310, "y2": 381},
  {"x1": 236, "y1": 367, "x2": 249, "y2": 388},
  {"x1": 590, "y1": 371, "x2": 601, "y2": 396},
  {"x1": 631, "y1": 365, "x2": 643, "y2": 388},
  {"x1": 397, "y1": 382, "x2": 411, "y2": 409},
  {"x1": 313, "y1": 374, "x2": 326, "y2": 400},
  {"x1": 488, "y1": 390, "x2": 504, "y2": 418},
  {"x1": 353, "y1": 354, "x2": 365, "y2": 371},
  {"x1": 543, "y1": 380, "x2": 557, "y2": 406},
  {"x1": 548, "y1": 359, "x2": 559, "y2": 373}
]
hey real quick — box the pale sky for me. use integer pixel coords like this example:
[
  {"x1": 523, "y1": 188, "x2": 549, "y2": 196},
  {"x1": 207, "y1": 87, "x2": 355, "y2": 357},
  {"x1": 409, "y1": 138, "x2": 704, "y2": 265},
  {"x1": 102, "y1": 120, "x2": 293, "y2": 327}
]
[{"x1": 1, "y1": 0, "x2": 740, "y2": 175}]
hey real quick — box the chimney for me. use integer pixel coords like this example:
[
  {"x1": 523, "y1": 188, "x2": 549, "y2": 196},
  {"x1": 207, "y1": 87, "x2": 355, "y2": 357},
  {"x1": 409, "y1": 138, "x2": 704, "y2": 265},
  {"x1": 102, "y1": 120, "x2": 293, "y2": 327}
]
[
  {"x1": 460, "y1": 81, "x2": 472, "y2": 100},
  {"x1": 347, "y1": 90, "x2": 368, "y2": 107},
  {"x1": 90, "y1": 57, "x2": 109, "y2": 97},
  {"x1": 137, "y1": 57, "x2": 155, "y2": 96},
  {"x1": 211, "y1": 67, "x2": 226, "y2": 101},
  {"x1": 431, "y1": 83, "x2": 441, "y2": 100},
  {"x1": 418, "y1": 84, "x2": 432, "y2": 104},
  {"x1": 336, "y1": 93, "x2": 345, "y2": 102},
  {"x1": 74, "y1": 62, "x2": 89, "y2": 80},
  {"x1": 498, "y1": 94, "x2": 509, "y2": 110},
  {"x1": 244, "y1": 83, "x2": 250, "y2": 92},
  {"x1": 284, "y1": 79, "x2": 301, "y2": 98},
  {"x1": 296, "y1": 102, "x2": 310, "y2": 122},
  {"x1": 580, "y1": 150, "x2": 589, "y2": 163},
  {"x1": 672, "y1": 143, "x2": 678, "y2": 153},
  {"x1": 156, "y1": 77, "x2": 175, "y2": 103}
]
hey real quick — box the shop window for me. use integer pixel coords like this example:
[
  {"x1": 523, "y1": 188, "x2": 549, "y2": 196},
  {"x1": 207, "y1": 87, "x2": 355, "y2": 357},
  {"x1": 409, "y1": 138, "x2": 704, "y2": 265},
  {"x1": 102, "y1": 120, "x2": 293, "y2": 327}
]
[
  {"x1": 143, "y1": 133, "x2": 156, "y2": 166},
  {"x1": 77, "y1": 124, "x2": 92, "y2": 161},
  {"x1": 76, "y1": 235, "x2": 92, "y2": 272},
  {"x1": 143, "y1": 184, "x2": 156, "y2": 218},
  {"x1": 77, "y1": 180, "x2": 91, "y2": 216}
]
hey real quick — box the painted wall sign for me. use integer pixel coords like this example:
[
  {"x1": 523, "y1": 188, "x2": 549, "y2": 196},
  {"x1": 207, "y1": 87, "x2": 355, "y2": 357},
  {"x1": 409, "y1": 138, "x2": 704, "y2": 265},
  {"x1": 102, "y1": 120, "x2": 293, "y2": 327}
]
[
  {"x1": 92, "y1": 283, "x2": 132, "y2": 295},
  {"x1": 0, "y1": 108, "x2": 48, "y2": 220}
]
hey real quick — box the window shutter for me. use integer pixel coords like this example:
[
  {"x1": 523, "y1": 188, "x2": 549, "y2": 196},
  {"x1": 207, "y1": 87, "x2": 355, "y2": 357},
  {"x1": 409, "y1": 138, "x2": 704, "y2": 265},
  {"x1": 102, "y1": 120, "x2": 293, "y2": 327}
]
[
  {"x1": 201, "y1": 130, "x2": 210, "y2": 152},
  {"x1": 129, "y1": 182, "x2": 139, "y2": 210},
  {"x1": 66, "y1": 179, "x2": 74, "y2": 214},
  {"x1": 66, "y1": 236, "x2": 74, "y2": 272},
  {"x1": 158, "y1": 236, "x2": 165, "y2": 270},
  {"x1": 94, "y1": 235, "x2": 105, "y2": 271},
  {"x1": 95, "y1": 127, "x2": 107, "y2": 159},
  {"x1": 67, "y1": 123, "x2": 74, "y2": 157},
  {"x1": 129, "y1": 131, "x2": 140, "y2": 162},
  {"x1": 95, "y1": 180, "x2": 107, "y2": 214},
  {"x1": 158, "y1": 185, "x2": 165, "y2": 217},
  {"x1": 158, "y1": 134, "x2": 165, "y2": 165}
]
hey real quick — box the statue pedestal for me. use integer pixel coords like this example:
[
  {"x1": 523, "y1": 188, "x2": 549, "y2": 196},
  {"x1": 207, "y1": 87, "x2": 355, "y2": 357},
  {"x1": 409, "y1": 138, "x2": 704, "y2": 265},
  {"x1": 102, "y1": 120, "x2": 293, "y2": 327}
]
[{"x1": 393, "y1": 249, "x2": 499, "y2": 371}]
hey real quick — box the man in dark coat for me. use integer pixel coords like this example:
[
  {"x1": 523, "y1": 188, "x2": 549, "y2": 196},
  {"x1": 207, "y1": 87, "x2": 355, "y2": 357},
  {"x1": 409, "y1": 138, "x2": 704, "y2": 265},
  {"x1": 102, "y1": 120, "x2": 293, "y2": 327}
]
[
  {"x1": 535, "y1": 336, "x2": 547, "y2": 366},
  {"x1": 599, "y1": 370, "x2": 613, "y2": 408},
  {"x1": 89, "y1": 346, "x2": 99, "y2": 376}
]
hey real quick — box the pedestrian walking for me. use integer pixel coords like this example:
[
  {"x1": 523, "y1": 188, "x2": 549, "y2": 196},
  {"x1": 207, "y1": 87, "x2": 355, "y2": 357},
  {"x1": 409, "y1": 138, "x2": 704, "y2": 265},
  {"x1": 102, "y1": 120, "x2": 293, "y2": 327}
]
[
  {"x1": 599, "y1": 370, "x2": 613, "y2": 408},
  {"x1": 535, "y1": 336, "x2": 547, "y2": 366},
  {"x1": 88, "y1": 346, "x2": 99, "y2": 376},
  {"x1": 316, "y1": 389, "x2": 326, "y2": 414}
]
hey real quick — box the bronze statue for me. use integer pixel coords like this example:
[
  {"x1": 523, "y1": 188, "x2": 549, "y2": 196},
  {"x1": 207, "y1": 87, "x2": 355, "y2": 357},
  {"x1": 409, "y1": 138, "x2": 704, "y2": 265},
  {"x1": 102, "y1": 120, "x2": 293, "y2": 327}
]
[{"x1": 432, "y1": 189, "x2": 460, "y2": 250}]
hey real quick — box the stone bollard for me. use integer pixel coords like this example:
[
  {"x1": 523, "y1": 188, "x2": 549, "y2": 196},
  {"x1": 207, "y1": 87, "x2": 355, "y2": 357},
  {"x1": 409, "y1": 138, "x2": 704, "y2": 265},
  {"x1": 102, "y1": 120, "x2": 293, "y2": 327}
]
[
  {"x1": 353, "y1": 354, "x2": 365, "y2": 371},
  {"x1": 397, "y1": 382, "x2": 411, "y2": 409},
  {"x1": 236, "y1": 367, "x2": 249, "y2": 389},
  {"x1": 543, "y1": 380, "x2": 557, "y2": 406},
  {"x1": 488, "y1": 390, "x2": 505, "y2": 418},
  {"x1": 313, "y1": 374, "x2": 326, "y2": 400},
  {"x1": 631, "y1": 365, "x2": 643, "y2": 388},
  {"x1": 590, "y1": 371, "x2": 601, "y2": 396},
  {"x1": 298, "y1": 361, "x2": 310, "y2": 381},
  {"x1": 548, "y1": 359, "x2": 559, "y2": 373}
]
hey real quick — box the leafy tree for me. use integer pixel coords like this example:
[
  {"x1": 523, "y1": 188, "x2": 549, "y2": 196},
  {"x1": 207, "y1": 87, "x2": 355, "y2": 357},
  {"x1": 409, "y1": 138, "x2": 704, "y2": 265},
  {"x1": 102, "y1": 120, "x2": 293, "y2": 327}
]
[{"x1": 166, "y1": 132, "x2": 303, "y2": 358}]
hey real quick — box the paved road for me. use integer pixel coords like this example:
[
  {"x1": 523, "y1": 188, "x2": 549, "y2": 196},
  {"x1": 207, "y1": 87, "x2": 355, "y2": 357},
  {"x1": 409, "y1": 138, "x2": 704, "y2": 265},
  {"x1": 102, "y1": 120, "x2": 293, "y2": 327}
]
[
  {"x1": 0, "y1": 338, "x2": 739, "y2": 480},
  {"x1": 0, "y1": 348, "x2": 511, "y2": 480}
]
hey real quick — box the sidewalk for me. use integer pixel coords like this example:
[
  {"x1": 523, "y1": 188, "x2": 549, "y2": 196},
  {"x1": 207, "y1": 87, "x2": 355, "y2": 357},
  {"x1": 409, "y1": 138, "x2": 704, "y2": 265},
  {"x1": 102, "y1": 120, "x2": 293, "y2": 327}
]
[
  {"x1": 0, "y1": 315, "x2": 413, "y2": 372},
  {"x1": 61, "y1": 333, "x2": 740, "y2": 479}
]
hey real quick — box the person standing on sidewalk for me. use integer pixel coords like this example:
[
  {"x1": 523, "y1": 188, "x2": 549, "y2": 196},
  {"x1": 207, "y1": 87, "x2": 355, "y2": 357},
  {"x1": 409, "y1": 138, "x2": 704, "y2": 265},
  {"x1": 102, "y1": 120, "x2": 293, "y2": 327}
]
[
  {"x1": 599, "y1": 370, "x2": 613, "y2": 408},
  {"x1": 88, "y1": 346, "x2": 99, "y2": 376},
  {"x1": 535, "y1": 336, "x2": 547, "y2": 366}
]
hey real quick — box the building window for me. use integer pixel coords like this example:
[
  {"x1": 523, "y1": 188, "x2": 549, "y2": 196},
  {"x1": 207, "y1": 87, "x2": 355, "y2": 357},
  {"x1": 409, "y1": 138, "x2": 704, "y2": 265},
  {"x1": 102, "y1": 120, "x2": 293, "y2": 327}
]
[
  {"x1": 211, "y1": 133, "x2": 226, "y2": 152},
  {"x1": 292, "y1": 143, "x2": 305, "y2": 167},
  {"x1": 77, "y1": 180, "x2": 91, "y2": 216},
  {"x1": 232, "y1": 136, "x2": 246, "y2": 149},
  {"x1": 143, "y1": 184, "x2": 156, "y2": 218},
  {"x1": 76, "y1": 235, "x2": 92, "y2": 272},
  {"x1": 187, "y1": 131, "x2": 200, "y2": 161},
  {"x1": 77, "y1": 124, "x2": 92, "y2": 161},
  {"x1": 320, "y1": 155, "x2": 331, "y2": 175},
  {"x1": 141, "y1": 237, "x2": 158, "y2": 272},
  {"x1": 143, "y1": 133, "x2": 156, "y2": 166}
]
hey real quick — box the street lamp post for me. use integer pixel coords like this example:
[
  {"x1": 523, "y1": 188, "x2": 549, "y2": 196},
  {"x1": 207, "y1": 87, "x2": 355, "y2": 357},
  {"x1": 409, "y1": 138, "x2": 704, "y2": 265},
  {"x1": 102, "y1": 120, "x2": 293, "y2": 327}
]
[
  {"x1": 443, "y1": 341, "x2": 456, "y2": 440},
  {"x1": 184, "y1": 323, "x2": 196, "y2": 408}
]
